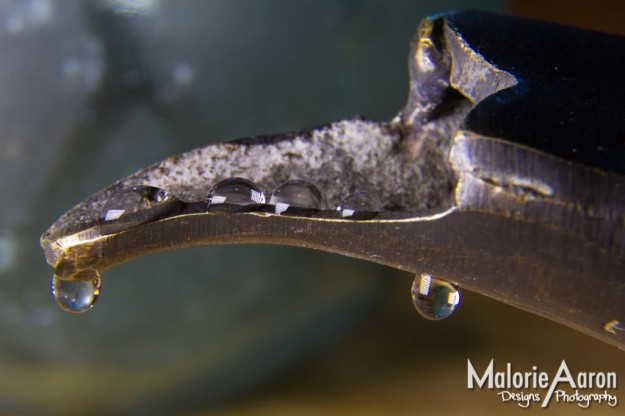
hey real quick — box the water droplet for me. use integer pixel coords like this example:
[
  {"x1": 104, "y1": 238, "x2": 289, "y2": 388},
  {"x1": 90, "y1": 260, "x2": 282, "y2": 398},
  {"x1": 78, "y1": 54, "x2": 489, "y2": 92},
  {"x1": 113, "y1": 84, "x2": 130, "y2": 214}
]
[
  {"x1": 269, "y1": 180, "x2": 323, "y2": 214},
  {"x1": 51, "y1": 270, "x2": 101, "y2": 313},
  {"x1": 100, "y1": 185, "x2": 180, "y2": 234},
  {"x1": 207, "y1": 177, "x2": 265, "y2": 208},
  {"x1": 411, "y1": 274, "x2": 460, "y2": 320},
  {"x1": 337, "y1": 192, "x2": 381, "y2": 219}
]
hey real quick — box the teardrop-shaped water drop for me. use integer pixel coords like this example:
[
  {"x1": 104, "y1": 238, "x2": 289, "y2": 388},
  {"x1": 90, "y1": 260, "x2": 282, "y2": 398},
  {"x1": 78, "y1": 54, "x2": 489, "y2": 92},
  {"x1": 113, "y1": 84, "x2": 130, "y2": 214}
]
[
  {"x1": 268, "y1": 180, "x2": 323, "y2": 214},
  {"x1": 51, "y1": 270, "x2": 101, "y2": 313},
  {"x1": 99, "y1": 185, "x2": 180, "y2": 234},
  {"x1": 338, "y1": 192, "x2": 381, "y2": 219},
  {"x1": 207, "y1": 177, "x2": 265, "y2": 208},
  {"x1": 411, "y1": 274, "x2": 460, "y2": 320}
]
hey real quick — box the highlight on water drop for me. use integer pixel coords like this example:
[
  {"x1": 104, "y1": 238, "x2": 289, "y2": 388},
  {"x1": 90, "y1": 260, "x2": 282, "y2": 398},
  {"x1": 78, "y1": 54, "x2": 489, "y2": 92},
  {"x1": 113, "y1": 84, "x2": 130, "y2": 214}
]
[
  {"x1": 268, "y1": 179, "x2": 323, "y2": 214},
  {"x1": 411, "y1": 273, "x2": 460, "y2": 320},
  {"x1": 337, "y1": 191, "x2": 381, "y2": 219},
  {"x1": 207, "y1": 177, "x2": 265, "y2": 208},
  {"x1": 99, "y1": 185, "x2": 180, "y2": 234},
  {"x1": 51, "y1": 270, "x2": 101, "y2": 313}
]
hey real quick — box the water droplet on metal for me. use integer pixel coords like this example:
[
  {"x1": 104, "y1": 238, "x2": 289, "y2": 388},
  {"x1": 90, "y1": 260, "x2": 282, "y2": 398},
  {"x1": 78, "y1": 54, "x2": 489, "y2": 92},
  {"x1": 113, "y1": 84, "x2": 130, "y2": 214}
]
[
  {"x1": 99, "y1": 185, "x2": 180, "y2": 234},
  {"x1": 338, "y1": 192, "x2": 381, "y2": 219},
  {"x1": 207, "y1": 177, "x2": 265, "y2": 208},
  {"x1": 51, "y1": 270, "x2": 101, "y2": 313},
  {"x1": 411, "y1": 274, "x2": 460, "y2": 320},
  {"x1": 269, "y1": 180, "x2": 323, "y2": 214}
]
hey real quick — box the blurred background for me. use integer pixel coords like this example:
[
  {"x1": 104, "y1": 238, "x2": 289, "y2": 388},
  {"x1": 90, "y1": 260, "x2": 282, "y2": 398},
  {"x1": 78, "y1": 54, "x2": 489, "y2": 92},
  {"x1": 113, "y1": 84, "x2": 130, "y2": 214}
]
[{"x1": 0, "y1": 0, "x2": 624, "y2": 415}]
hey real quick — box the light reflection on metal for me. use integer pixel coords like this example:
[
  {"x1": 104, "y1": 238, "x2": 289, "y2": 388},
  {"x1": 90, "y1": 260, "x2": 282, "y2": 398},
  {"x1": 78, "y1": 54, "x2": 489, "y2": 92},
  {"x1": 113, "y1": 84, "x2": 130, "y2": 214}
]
[{"x1": 41, "y1": 11, "x2": 625, "y2": 349}]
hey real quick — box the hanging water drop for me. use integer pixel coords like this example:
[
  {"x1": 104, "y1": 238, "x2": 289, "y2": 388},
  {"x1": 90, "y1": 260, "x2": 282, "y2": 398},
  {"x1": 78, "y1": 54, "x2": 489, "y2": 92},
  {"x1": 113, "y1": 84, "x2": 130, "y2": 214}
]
[
  {"x1": 269, "y1": 180, "x2": 323, "y2": 214},
  {"x1": 411, "y1": 274, "x2": 460, "y2": 320},
  {"x1": 338, "y1": 192, "x2": 381, "y2": 219},
  {"x1": 207, "y1": 177, "x2": 265, "y2": 208},
  {"x1": 99, "y1": 185, "x2": 180, "y2": 234},
  {"x1": 51, "y1": 270, "x2": 101, "y2": 313}
]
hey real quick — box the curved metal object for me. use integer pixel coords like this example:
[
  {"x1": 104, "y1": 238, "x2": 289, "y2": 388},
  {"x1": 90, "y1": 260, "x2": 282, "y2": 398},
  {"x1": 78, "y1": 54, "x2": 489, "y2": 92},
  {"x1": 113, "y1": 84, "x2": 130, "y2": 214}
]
[{"x1": 41, "y1": 11, "x2": 625, "y2": 349}]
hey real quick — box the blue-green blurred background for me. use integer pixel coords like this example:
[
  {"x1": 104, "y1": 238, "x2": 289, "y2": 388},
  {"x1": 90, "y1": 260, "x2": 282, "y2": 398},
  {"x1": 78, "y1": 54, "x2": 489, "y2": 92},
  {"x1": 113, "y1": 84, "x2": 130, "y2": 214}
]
[{"x1": 0, "y1": 1, "x2": 624, "y2": 415}]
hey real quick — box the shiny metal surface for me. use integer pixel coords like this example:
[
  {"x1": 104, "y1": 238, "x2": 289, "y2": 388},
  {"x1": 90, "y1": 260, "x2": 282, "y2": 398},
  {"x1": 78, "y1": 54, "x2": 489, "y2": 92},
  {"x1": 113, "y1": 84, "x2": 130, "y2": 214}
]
[{"x1": 42, "y1": 10, "x2": 625, "y2": 350}]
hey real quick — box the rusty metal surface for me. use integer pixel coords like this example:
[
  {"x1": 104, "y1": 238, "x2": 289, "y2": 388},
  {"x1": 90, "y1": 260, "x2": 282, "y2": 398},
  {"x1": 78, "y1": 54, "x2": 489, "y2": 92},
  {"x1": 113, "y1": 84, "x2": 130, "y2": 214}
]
[{"x1": 41, "y1": 11, "x2": 625, "y2": 349}]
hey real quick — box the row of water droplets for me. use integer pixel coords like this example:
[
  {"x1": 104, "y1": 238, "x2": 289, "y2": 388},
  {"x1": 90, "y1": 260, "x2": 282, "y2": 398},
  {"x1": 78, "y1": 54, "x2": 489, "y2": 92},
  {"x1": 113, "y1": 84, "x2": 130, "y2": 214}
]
[
  {"x1": 50, "y1": 178, "x2": 379, "y2": 313},
  {"x1": 206, "y1": 177, "x2": 382, "y2": 218},
  {"x1": 51, "y1": 178, "x2": 461, "y2": 319}
]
